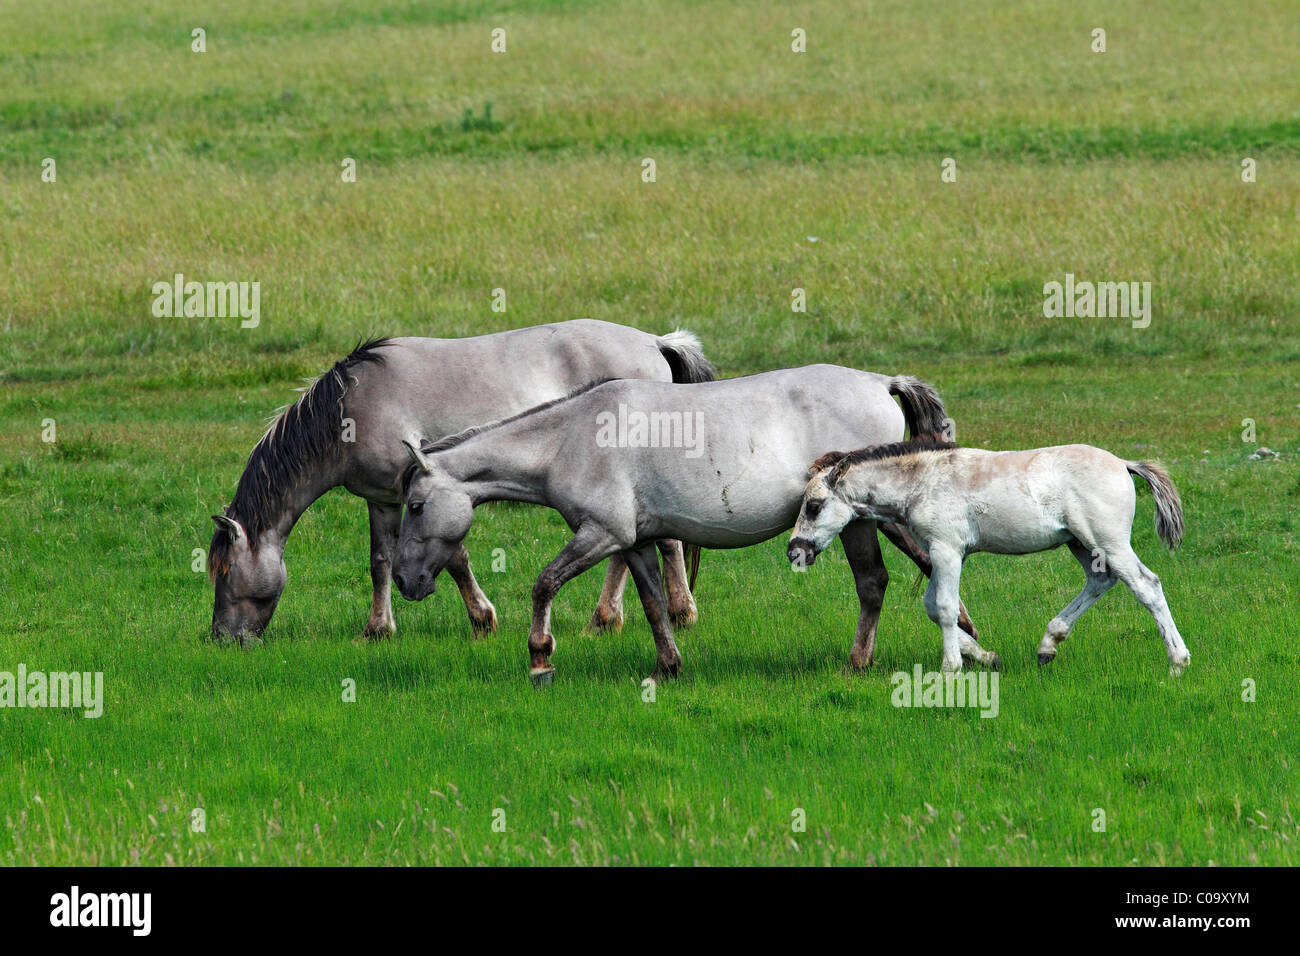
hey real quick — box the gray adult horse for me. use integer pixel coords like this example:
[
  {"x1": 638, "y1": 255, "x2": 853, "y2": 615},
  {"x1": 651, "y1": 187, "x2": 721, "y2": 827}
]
[
  {"x1": 393, "y1": 366, "x2": 981, "y2": 681},
  {"x1": 209, "y1": 319, "x2": 716, "y2": 644}
]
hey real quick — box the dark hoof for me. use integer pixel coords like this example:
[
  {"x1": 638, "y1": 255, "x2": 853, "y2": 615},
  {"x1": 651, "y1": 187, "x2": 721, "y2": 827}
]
[
  {"x1": 530, "y1": 666, "x2": 555, "y2": 688},
  {"x1": 652, "y1": 662, "x2": 681, "y2": 681},
  {"x1": 470, "y1": 606, "x2": 498, "y2": 637},
  {"x1": 668, "y1": 608, "x2": 698, "y2": 629},
  {"x1": 585, "y1": 613, "x2": 623, "y2": 635},
  {"x1": 989, "y1": 653, "x2": 1002, "y2": 671},
  {"x1": 1037, "y1": 652, "x2": 1055, "y2": 667}
]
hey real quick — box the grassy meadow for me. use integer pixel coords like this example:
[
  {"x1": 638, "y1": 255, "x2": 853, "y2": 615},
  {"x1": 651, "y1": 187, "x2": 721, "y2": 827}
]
[{"x1": 0, "y1": 0, "x2": 1297, "y2": 864}]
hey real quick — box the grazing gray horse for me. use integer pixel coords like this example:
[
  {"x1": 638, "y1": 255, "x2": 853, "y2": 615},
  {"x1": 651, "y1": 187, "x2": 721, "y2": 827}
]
[
  {"x1": 393, "y1": 366, "x2": 981, "y2": 681},
  {"x1": 209, "y1": 319, "x2": 715, "y2": 645},
  {"x1": 788, "y1": 438, "x2": 1189, "y2": 674}
]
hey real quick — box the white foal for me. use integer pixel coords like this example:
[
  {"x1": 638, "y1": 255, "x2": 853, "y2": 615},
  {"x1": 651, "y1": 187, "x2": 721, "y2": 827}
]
[{"x1": 787, "y1": 439, "x2": 1190, "y2": 676}]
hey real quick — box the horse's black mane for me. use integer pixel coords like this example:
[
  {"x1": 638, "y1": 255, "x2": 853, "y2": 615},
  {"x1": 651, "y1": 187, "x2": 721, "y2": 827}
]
[
  {"x1": 210, "y1": 337, "x2": 390, "y2": 577},
  {"x1": 826, "y1": 435, "x2": 958, "y2": 486},
  {"x1": 398, "y1": 377, "x2": 617, "y2": 495}
]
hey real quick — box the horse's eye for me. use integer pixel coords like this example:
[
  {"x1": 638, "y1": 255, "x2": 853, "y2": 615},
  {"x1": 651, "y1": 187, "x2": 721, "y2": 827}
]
[
  {"x1": 409, "y1": 502, "x2": 424, "y2": 516},
  {"x1": 806, "y1": 500, "x2": 822, "y2": 519}
]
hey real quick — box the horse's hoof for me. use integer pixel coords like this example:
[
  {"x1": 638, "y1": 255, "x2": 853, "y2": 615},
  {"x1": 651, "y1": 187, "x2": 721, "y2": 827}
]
[
  {"x1": 989, "y1": 653, "x2": 1003, "y2": 671},
  {"x1": 585, "y1": 612, "x2": 623, "y2": 635},
  {"x1": 1169, "y1": 659, "x2": 1189, "y2": 677},
  {"x1": 669, "y1": 607, "x2": 698, "y2": 629},
  {"x1": 1037, "y1": 652, "x2": 1055, "y2": 667},
  {"x1": 470, "y1": 606, "x2": 498, "y2": 637},
  {"x1": 530, "y1": 666, "x2": 555, "y2": 688}
]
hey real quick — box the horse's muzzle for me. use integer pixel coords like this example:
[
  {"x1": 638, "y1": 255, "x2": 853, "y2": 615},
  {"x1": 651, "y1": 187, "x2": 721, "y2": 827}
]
[
  {"x1": 394, "y1": 570, "x2": 434, "y2": 602},
  {"x1": 787, "y1": 538, "x2": 818, "y2": 567}
]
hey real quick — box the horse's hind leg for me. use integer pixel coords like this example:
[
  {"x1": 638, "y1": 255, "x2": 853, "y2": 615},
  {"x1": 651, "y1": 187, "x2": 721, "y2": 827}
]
[
  {"x1": 586, "y1": 554, "x2": 629, "y2": 634},
  {"x1": 879, "y1": 521, "x2": 981, "y2": 643},
  {"x1": 445, "y1": 544, "x2": 498, "y2": 637},
  {"x1": 657, "y1": 539, "x2": 698, "y2": 628},
  {"x1": 529, "y1": 524, "x2": 625, "y2": 683},
  {"x1": 363, "y1": 502, "x2": 400, "y2": 638},
  {"x1": 1105, "y1": 546, "x2": 1190, "y2": 675},
  {"x1": 623, "y1": 543, "x2": 684, "y2": 680},
  {"x1": 838, "y1": 520, "x2": 889, "y2": 670},
  {"x1": 1037, "y1": 540, "x2": 1116, "y2": 666}
]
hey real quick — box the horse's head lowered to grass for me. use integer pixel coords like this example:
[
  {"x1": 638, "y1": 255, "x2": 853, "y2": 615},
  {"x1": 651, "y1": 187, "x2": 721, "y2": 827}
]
[
  {"x1": 393, "y1": 439, "x2": 475, "y2": 601},
  {"x1": 209, "y1": 513, "x2": 287, "y2": 645}
]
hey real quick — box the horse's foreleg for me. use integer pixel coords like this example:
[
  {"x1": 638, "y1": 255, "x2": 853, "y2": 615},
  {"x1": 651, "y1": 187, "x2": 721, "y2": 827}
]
[
  {"x1": 880, "y1": 521, "x2": 980, "y2": 643},
  {"x1": 839, "y1": 520, "x2": 889, "y2": 670},
  {"x1": 445, "y1": 544, "x2": 498, "y2": 637},
  {"x1": 1038, "y1": 540, "x2": 1115, "y2": 666},
  {"x1": 530, "y1": 524, "x2": 623, "y2": 683},
  {"x1": 586, "y1": 553, "x2": 629, "y2": 634},
  {"x1": 656, "y1": 539, "x2": 698, "y2": 628},
  {"x1": 624, "y1": 543, "x2": 683, "y2": 680},
  {"x1": 362, "y1": 502, "x2": 400, "y2": 638},
  {"x1": 922, "y1": 544, "x2": 967, "y2": 673}
]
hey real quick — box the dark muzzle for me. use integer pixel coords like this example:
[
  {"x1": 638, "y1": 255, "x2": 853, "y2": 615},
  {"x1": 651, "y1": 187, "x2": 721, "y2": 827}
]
[{"x1": 787, "y1": 538, "x2": 818, "y2": 567}]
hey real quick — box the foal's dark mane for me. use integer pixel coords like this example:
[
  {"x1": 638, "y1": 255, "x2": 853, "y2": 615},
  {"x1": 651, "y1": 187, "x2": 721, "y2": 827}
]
[
  {"x1": 825, "y1": 435, "x2": 958, "y2": 487},
  {"x1": 398, "y1": 377, "x2": 616, "y2": 494},
  {"x1": 210, "y1": 338, "x2": 390, "y2": 578}
]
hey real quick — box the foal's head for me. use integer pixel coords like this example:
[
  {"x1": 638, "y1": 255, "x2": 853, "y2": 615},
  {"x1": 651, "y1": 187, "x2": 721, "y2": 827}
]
[
  {"x1": 393, "y1": 440, "x2": 475, "y2": 601},
  {"x1": 786, "y1": 451, "x2": 859, "y2": 567}
]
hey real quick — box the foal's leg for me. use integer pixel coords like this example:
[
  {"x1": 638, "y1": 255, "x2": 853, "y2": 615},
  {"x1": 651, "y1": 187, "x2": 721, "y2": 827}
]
[
  {"x1": 922, "y1": 544, "x2": 966, "y2": 672},
  {"x1": 445, "y1": 544, "x2": 498, "y2": 636},
  {"x1": 879, "y1": 521, "x2": 980, "y2": 643},
  {"x1": 529, "y1": 524, "x2": 625, "y2": 682},
  {"x1": 838, "y1": 519, "x2": 889, "y2": 670},
  {"x1": 624, "y1": 543, "x2": 684, "y2": 680},
  {"x1": 587, "y1": 553, "x2": 629, "y2": 634},
  {"x1": 1037, "y1": 540, "x2": 1116, "y2": 666},
  {"x1": 1105, "y1": 546, "x2": 1191, "y2": 675},
  {"x1": 362, "y1": 502, "x2": 400, "y2": 638},
  {"x1": 657, "y1": 539, "x2": 699, "y2": 628}
]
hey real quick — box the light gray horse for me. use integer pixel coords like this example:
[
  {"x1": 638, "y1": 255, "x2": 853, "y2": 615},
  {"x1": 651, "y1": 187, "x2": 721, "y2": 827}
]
[
  {"x1": 787, "y1": 438, "x2": 1189, "y2": 674},
  {"x1": 394, "y1": 366, "x2": 981, "y2": 681},
  {"x1": 209, "y1": 319, "x2": 715, "y2": 645}
]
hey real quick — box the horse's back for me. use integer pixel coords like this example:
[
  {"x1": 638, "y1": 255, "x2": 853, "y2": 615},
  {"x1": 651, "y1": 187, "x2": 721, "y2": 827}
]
[
  {"x1": 343, "y1": 321, "x2": 673, "y2": 498},
  {"x1": 552, "y1": 366, "x2": 908, "y2": 547}
]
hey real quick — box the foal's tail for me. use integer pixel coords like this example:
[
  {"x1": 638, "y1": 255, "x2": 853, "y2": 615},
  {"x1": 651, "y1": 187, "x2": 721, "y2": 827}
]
[
  {"x1": 658, "y1": 329, "x2": 715, "y2": 589},
  {"x1": 1127, "y1": 461, "x2": 1185, "y2": 550},
  {"x1": 889, "y1": 375, "x2": 950, "y2": 440}
]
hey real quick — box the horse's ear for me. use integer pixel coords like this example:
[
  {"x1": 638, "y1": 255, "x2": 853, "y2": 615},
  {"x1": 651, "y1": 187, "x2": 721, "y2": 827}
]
[
  {"x1": 808, "y1": 451, "x2": 848, "y2": 476},
  {"x1": 402, "y1": 439, "x2": 434, "y2": 474},
  {"x1": 212, "y1": 514, "x2": 245, "y2": 540}
]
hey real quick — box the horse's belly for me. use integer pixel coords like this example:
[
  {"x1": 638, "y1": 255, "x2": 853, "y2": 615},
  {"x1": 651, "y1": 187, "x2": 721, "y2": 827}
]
[
  {"x1": 638, "y1": 481, "x2": 803, "y2": 549},
  {"x1": 971, "y1": 515, "x2": 1072, "y2": 555}
]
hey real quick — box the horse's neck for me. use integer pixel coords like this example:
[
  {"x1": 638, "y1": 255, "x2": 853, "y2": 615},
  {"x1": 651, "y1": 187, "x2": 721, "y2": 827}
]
[
  {"x1": 438, "y1": 425, "x2": 553, "y2": 506},
  {"x1": 853, "y1": 464, "x2": 915, "y2": 520},
  {"x1": 256, "y1": 460, "x2": 345, "y2": 548}
]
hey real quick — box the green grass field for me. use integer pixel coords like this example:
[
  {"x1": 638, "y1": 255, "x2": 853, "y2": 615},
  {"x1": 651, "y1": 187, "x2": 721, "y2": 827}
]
[{"x1": 1, "y1": 0, "x2": 1297, "y2": 865}]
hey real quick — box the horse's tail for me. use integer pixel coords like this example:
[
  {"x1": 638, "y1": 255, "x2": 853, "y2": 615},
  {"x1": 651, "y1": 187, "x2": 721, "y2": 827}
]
[
  {"x1": 1127, "y1": 461, "x2": 1185, "y2": 550},
  {"x1": 889, "y1": 375, "x2": 950, "y2": 440},
  {"x1": 657, "y1": 329, "x2": 717, "y2": 385},
  {"x1": 657, "y1": 329, "x2": 714, "y2": 590}
]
